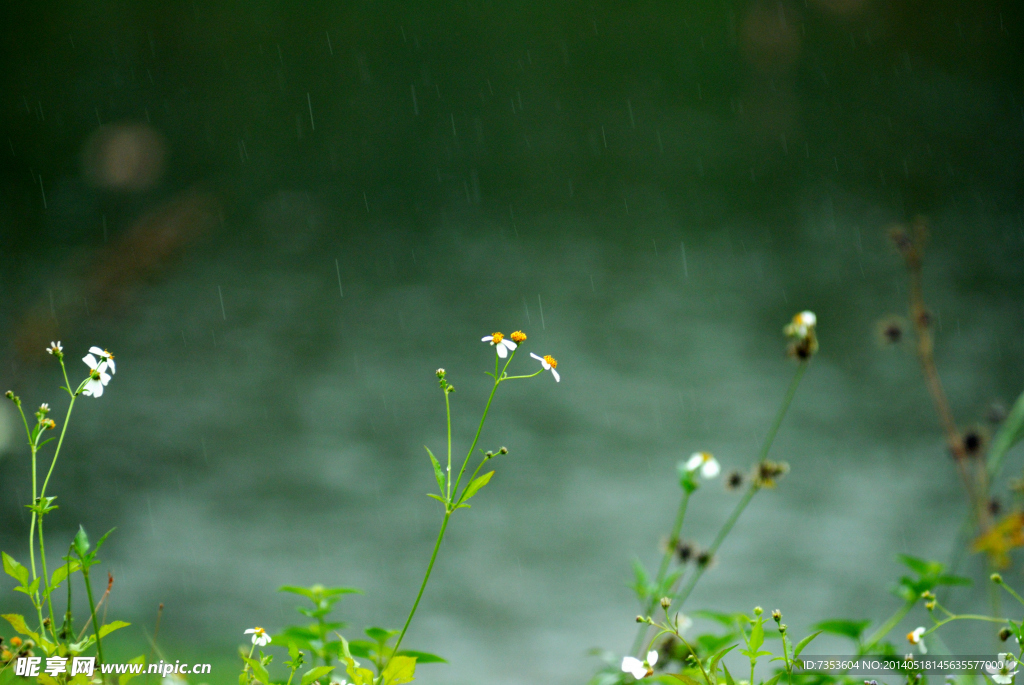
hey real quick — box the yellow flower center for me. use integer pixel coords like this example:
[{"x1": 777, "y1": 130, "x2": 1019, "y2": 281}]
[
  {"x1": 543, "y1": 355, "x2": 557, "y2": 368},
  {"x1": 698, "y1": 452, "x2": 712, "y2": 463},
  {"x1": 490, "y1": 332, "x2": 504, "y2": 344},
  {"x1": 254, "y1": 627, "x2": 265, "y2": 635},
  {"x1": 104, "y1": 350, "x2": 115, "y2": 359},
  {"x1": 510, "y1": 331, "x2": 527, "y2": 343},
  {"x1": 907, "y1": 631, "x2": 919, "y2": 643}
]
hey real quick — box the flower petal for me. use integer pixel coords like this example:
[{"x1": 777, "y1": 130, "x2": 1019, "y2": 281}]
[
  {"x1": 244, "y1": 629, "x2": 256, "y2": 634},
  {"x1": 482, "y1": 336, "x2": 494, "y2": 343},
  {"x1": 83, "y1": 354, "x2": 99, "y2": 369},
  {"x1": 550, "y1": 368, "x2": 560, "y2": 382},
  {"x1": 701, "y1": 459, "x2": 721, "y2": 479},
  {"x1": 685, "y1": 453, "x2": 704, "y2": 471},
  {"x1": 496, "y1": 344, "x2": 508, "y2": 358},
  {"x1": 502, "y1": 339, "x2": 517, "y2": 351},
  {"x1": 90, "y1": 346, "x2": 105, "y2": 356},
  {"x1": 647, "y1": 650, "x2": 658, "y2": 667},
  {"x1": 621, "y1": 657, "x2": 644, "y2": 678}
]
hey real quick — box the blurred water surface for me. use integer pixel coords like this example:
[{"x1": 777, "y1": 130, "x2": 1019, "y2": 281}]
[{"x1": 1, "y1": 2, "x2": 1023, "y2": 684}]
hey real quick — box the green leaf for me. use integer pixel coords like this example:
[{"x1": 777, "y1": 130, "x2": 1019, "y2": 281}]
[
  {"x1": 396, "y1": 649, "x2": 448, "y2": 664},
  {"x1": 365, "y1": 626, "x2": 398, "y2": 643},
  {"x1": 898, "y1": 555, "x2": 941, "y2": 577},
  {"x1": 748, "y1": 618, "x2": 765, "y2": 652},
  {"x1": 988, "y1": 388, "x2": 1024, "y2": 478},
  {"x1": 459, "y1": 471, "x2": 494, "y2": 504},
  {"x1": 245, "y1": 658, "x2": 270, "y2": 685},
  {"x1": 3, "y1": 613, "x2": 40, "y2": 642},
  {"x1": 763, "y1": 673, "x2": 783, "y2": 685},
  {"x1": 38, "y1": 674, "x2": 60, "y2": 685},
  {"x1": 425, "y1": 446, "x2": 446, "y2": 496},
  {"x1": 427, "y1": 493, "x2": 447, "y2": 505},
  {"x1": 935, "y1": 574, "x2": 972, "y2": 587},
  {"x1": 73, "y1": 526, "x2": 91, "y2": 558},
  {"x1": 813, "y1": 619, "x2": 870, "y2": 642},
  {"x1": 12, "y1": 575, "x2": 41, "y2": 597},
  {"x1": 692, "y1": 610, "x2": 744, "y2": 628},
  {"x1": 670, "y1": 675, "x2": 704, "y2": 685},
  {"x1": 301, "y1": 666, "x2": 335, "y2": 685},
  {"x1": 50, "y1": 559, "x2": 82, "y2": 591},
  {"x1": 99, "y1": 620, "x2": 131, "y2": 638},
  {"x1": 120, "y1": 656, "x2": 146, "y2": 685},
  {"x1": 381, "y1": 655, "x2": 417, "y2": 685},
  {"x1": 2, "y1": 552, "x2": 28, "y2": 585},
  {"x1": 722, "y1": 663, "x2": 736, "y2": 685},
  {"x1": 339, "y1": 636, "x2": 376, "y2": 685},
  {"x1": 793, "y1": 630, "x2": 824, "y2": 658},
  {"x1": 709, "y1": 644, "x2": 737, "y2": 676}
]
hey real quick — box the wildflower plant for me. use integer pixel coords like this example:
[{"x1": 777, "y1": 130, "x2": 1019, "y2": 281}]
[{"x1": 1, "y1": 343, "x2": 137, "y2": 680}]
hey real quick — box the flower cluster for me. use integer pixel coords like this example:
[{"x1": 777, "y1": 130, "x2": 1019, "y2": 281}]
[
  {"x1": 81, "y1": 347, "x2": 116, "y2": 398},
  {"x1": 481, "y1": 330, "x2": 561, "y2": 382}
]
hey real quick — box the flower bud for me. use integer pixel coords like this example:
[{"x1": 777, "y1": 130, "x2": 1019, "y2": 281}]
[
  {"x1": 772, "y1": 609, "x2": 782, "y2": 622},
  {"x1": 992, "y1": 573, "x2": 1004, "y2": 584},
  {"x1": 754, "y1": 606, "x2": 763, "y2": 616},
  {"x1": 779, "y1": 623, "x2": 788, "y2": 633},
  {"x1": 436, "y1": 368, "x2": 446, "y2": 378},
  {"x1": 499, "y1": 446, "x2": 508, "y2": 454},
  {"x1": 660, "y1": 597, "x2": 672, "y2": 609},
  {"x1": 925, "y1": 600, "x2": 936, "y2": 611},
  {"x1": 636, "y1": 615, "x2": 645, "y2": 623}
]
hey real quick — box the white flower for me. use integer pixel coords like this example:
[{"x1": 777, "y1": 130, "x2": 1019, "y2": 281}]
[
  {"x1": 621, "y1": 651, "x2": 658, "y2": 680},
  {"x1": 244, "y1": 626, "x2": 271, "y2": 646},
  {"x1": 529, "y1": 352, "x2": 560, "y2": 382},
  {"x1": 329, "y1": 678, "x2": 348, "y2": 685},
  {"x1": 684, "y1": 452, "x2": 721, "y2": 479},
  {"x1": 482, "y1": 332, "x2": 517, "y2": 358},
  {"x1": 907, "y1": 626, "x2": 927, "y2": 654},
  {"x1": 784, "y1": 311, "x2": 817, "y2": 338},
  {"x1": 46, "y1": 341, "x2": 63, "y2": 355},
  {"x1": 88, "y1": 347, "x2": 115, "y2": 374},
  {"x1": 988, "y1": 653, "x2": 1018, "y2": 685},
  {"x1": 81, "y1": 355, "x2": 112, "y2": 398}
]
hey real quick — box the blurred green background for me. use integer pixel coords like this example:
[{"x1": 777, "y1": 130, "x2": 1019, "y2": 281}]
[{"x1": 1, "y1": 1, "x2": 1023, "y2": 683}]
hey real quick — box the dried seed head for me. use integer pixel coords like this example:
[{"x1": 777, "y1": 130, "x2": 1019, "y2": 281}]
[
  {"x1": 999, "y1": 627, "x2": 1013, "y2": 642},
  {"x1": 725, "y1": 470, "x2": 745, "y2": 491},
  {"x1": 676, "y1": 540, "x2": 696, "y2": 563},
  {"x1": 696, "y1": 550, "x2": 714, "y2": 568}
]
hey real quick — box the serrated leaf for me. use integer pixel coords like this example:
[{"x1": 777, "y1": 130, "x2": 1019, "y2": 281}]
[
  {"x1": 396, "y1": 649, "x2": 447, "y2": 664},
  {"x1": 120, "y1": 655, "x2": 146, "y2": 685},
  {"x1": 459, "y1": 471, "x2": 494, "y2": 504},
  {"x1": 3, "y1": 613, "x2": 40, "y2": 642},
  {"x1": 709, "y1": 644, "x2": 737, "y2": 676},
  {"x1": 99, "y1": 620, "x2": 130, "y2": 638},
  {"x1": 425, "y1": 447, "x2": 446, "y2": 496},
  {"x1": 381, "y1": 655, "x2": 417, "y2": 685},
  {"x1": 2, "y1": 552, "x2": 28, "y2": 585},
  {"x1": 50, "y1": 559, "x2": 81, "y2": 591},
  {"x1": 793, "y1": 630, "x2": 823, "y2": 658},
  {"x1": 301, "y1": 666, "x2": 334, "y2": 685}
]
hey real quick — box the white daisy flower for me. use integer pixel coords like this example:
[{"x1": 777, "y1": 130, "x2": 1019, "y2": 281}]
[
  {"x1": 988, "y1": 654, "x2": 1018, "y2": 685},
  {"x1": 244, "y1": 626, "x2": 271, "y2": 646},
  {"x1": 81, "y1": 355, "x2": 112, "y2": 398},
  {"x1": 46, "y1": 341, "x2": 63, "y2": 355},
  {"x1": 784, "y1": 311, "x2": 817, "y2": 338},
  {"x1": 907, "y1": 626, "x2": 927, "y2": 654},
  {"x1": 621, "y1": 651, "x2": 658, "y2": 680},
  {"x1": 482, "y1": 332, "x2": 517, "y2": 358},
  {"x1": 684, "y1": 452, "x2": 721, "y2": 479},
  {"x1": 88, "y1": 347, "x2": 115, "y2": 374},
  {"x1": 529, "y1": 352, "x2": 560, "y2": 382}
]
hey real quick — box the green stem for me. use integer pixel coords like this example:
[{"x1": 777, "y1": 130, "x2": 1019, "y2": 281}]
[
  {"x1": 81, "y1": 565, "x2": 105, "y2": 665},
  {"x1": 862, "y1": 598, "x2": 915, "y2": 652},
  {"x1": 996, "y1": 581, "x2": 1024, "y2": 609},
  {"x1": 673, "y1": 485, "x2": 758, "y2": 607},
  {"x1": 38, "y1": 523, "x2": 57, "y2": 641},
  {"x1": 630, "y1": 490, "x2": 692, "y2": 654},
  {"x1": 451, "y1": 352, "x2": 513, "y2": 498},
  {"x1": 39, "y1": 389, "x2": 82, "y2": 501},
  {"x1": 445, "y1": 388, "x2": 452, "y2": 501},
  {"x1": 759, "y1": 362, "x2": 808, "y2": 463},
  {"x1": 390, "y1": 512, "x2": 451, "y2": 658}
]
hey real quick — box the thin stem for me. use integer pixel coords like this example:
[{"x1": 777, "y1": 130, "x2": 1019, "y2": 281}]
[
  {"x1": 37, "y1": 523, "x2": 57, "y2": 640},
  {"x1": 759, "y1": 362, "x2": 808, "y2": 463},
  {"x1": 673, "y1": 484, "x2": 758, "y2": 607},
  {"x1": 451, "y1": 352, "x2": 513, "y2": 498},
  {"x1": 82, "y1": 565, "x2": 105, "y2": 665},
  {"x1": 631, "y1": 490, "x2": 692, "y2": 653},
  {"x1": 39, "y1": 387, "x2": 83, "y2": 501},
  {"x1": 996, "y1": 581, "x2": 1024, "y2": 609},
  {"x1": 445, "y1": 388, "x2": 452, "y2": 501},
  {"x1": 862, "y1": 598, "x2": 915, "y2": 652},
  {"x1": 390, "y1": 512, "x2": 451, "y2": 657}
]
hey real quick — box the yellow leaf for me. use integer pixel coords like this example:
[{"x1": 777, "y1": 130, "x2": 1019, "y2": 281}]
[{"x1": 381, "y1": 656, "x2": 416, "y2": 685}]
